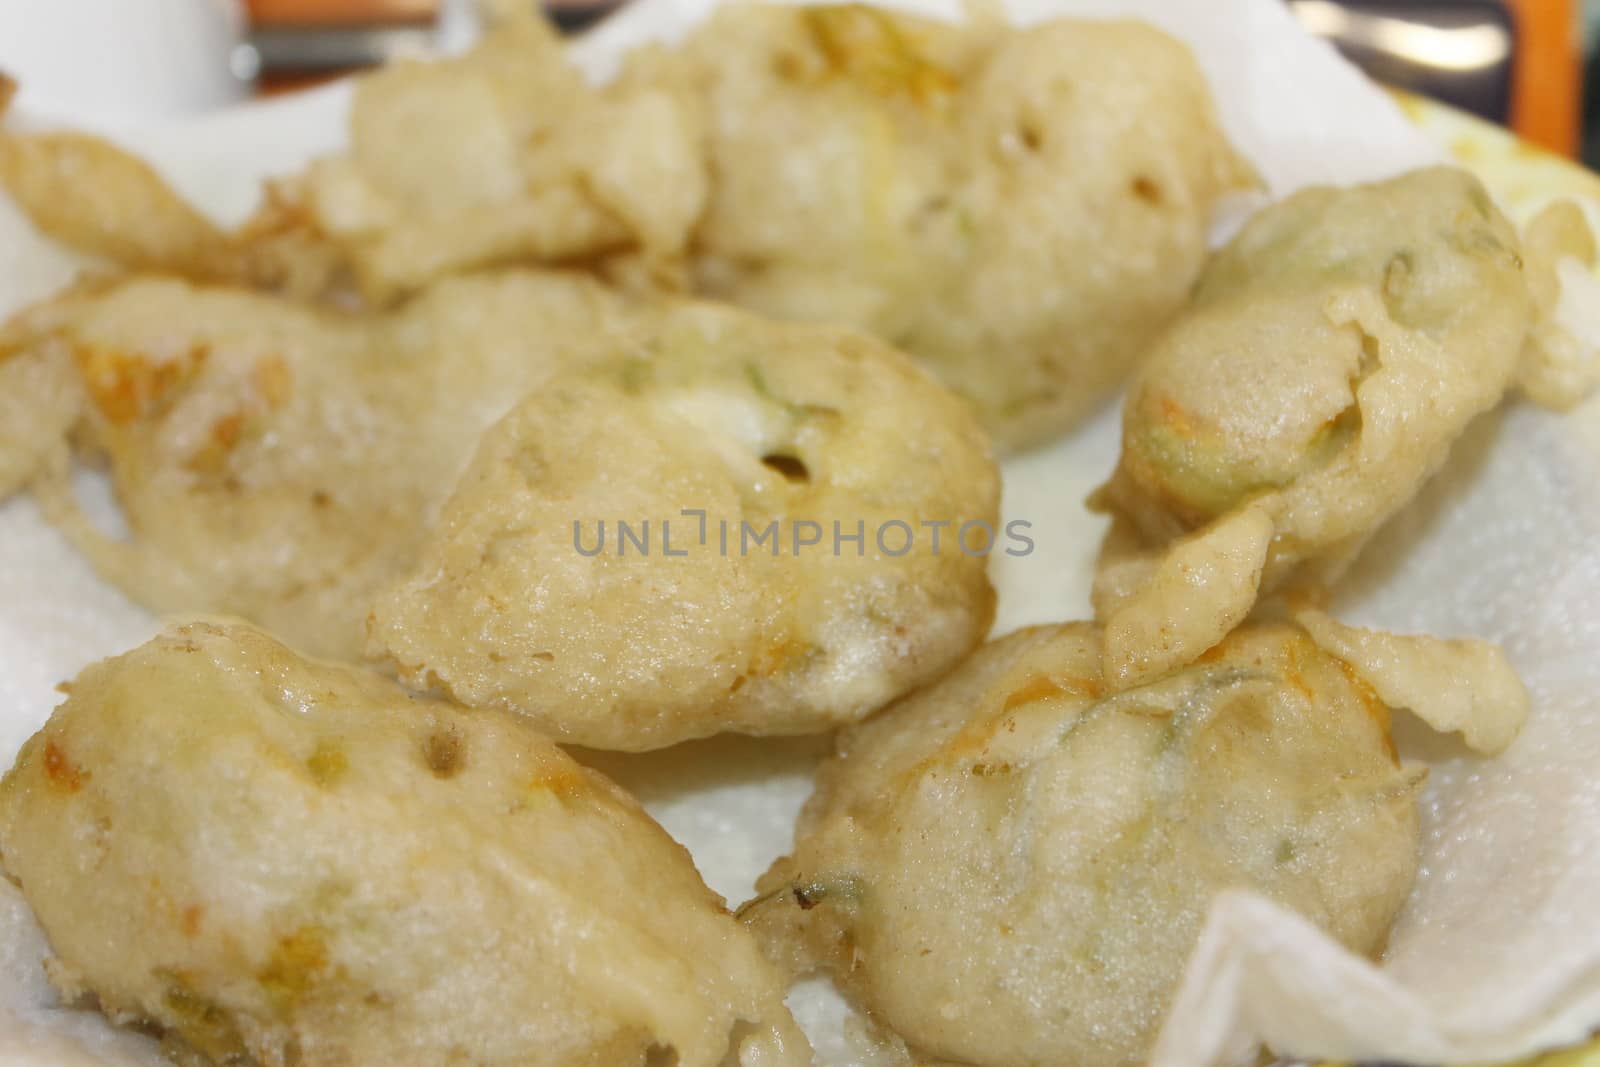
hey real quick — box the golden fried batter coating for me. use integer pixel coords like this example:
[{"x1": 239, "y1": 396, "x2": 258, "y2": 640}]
[
  {"x1": 639, "y1": 4, "x2": 1252, "y2": 448},
  {"x1": 3, "y1": 4, "x2": 1247, "y2": 447},
  {"x1": 0, "y1": 341, "x2": 82, "y2": 500},
  {"x1": 248, "y1": 6, "x2": 707, "y2": 303},
  {"x1": 1094, "y1": 168, "x2": 1594, "y2": 682},
  {"x1": 368, "y1": 301, "x2": 999, "y2": 751},
  {"x1": 1515, "y1": 198, "x2": 1600, "y2": 408},
  {"x1": 747, "y1": 621, "x2": 1430, "y2": 1067},
  {"x1": 0, "y1": 621, "x2": 809, "y2": 1067},
  {"x1": 0, "y1": 130, "x2": 239, "y2": 280},
  {"x1": 0, "y1": 270, "x2": 640, "y2": 660},
  {"x1": 0, "y1": 7, "x2": 705, "y2": 304}
]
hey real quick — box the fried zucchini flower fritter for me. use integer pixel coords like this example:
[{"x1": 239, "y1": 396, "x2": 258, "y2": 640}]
[
  {"x1": 0, "y1": 270, "x2": 642, "y2": 661},
  {"x1": 746, "y1": 616, "x2": 1528, "y2": 1067},
  {"x1": 368, "y1": 300, "x2": 999, "y2": 751},
  {"x1": 0, "y1": 621, "x2": 810, "y2": 1067},
  {"x1": 630, "y1": 3, "x2": 1254, "y2": 448},
  {"x1": 1093, "y1": 166, "x2": 1598, "y2": 686},
  {"x1": 239, "y1": 5, "x2": 709, "y2": 303}
]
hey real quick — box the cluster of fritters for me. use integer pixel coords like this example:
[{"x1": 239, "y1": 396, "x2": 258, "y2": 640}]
[{"x1": 0, "y1": 4, "x2": 1593, "y2": 1066}]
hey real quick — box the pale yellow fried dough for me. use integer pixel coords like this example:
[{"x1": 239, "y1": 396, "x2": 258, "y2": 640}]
[
  {"x1": 255, "y1": 7, "x2": 707, "y2": 303},
  {"x1": 746, "y1": 621, "x2": 1433, "y2": 1067},
  {"x1": 1295, "y1": 608, "x2": 1529, "y2": 756},
  {"x1": 1100, "y1": 505, "x2": 1272, "y2": 689},
  {"x1": 0, "y1": 130, "x2": 239, "y2": 279},
  {"x1": 0, "y1": 620, "x2": 810, "y2": 1067},
  {"x1": 1516, "y1": 198, "x2": 1600, "y2": 408},
  {"x1": 634, "y1": 4, "x2": 1253, "y2": 448},
  {"x1": 368, "y1": 300, "x2": 999, "y2": 751},
  {"x1": 0, "y1": 6, "x2": 705, "y2": 304},
  {"x1": 0, "y1": 341, "x2": 82, "y2": 499},
  {"x1": 0, "y1": 270, "x2": 641, "y2": 660},
  {"x1": 1094, "y1": 167, "x2": 1590, "y2": 680}
]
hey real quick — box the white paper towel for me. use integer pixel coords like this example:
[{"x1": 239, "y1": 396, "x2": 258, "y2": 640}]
[{"x1": 1, "y1": 2, "x2": 1597, "y2": 1065}]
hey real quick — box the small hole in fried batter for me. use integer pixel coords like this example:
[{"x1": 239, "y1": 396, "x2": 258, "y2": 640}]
[
  {"x1": 761, "y1": 453, "x2": 810, "y2": 484},
  {"x1": 1132, "y1": 176, "x2": 1163, "y2": 205},
  {"x1": 422, "y1": 728, "x2": 465, "y2": 779},
  {"x1": 644, "y1": 1044, "x2": 679, "y2": 1067},
  {"x1": 1359, "y1": 332, "x2": 1382, "y2": 377}
]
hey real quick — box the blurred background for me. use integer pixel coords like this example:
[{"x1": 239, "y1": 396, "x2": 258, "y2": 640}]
[
  {"x1": 247, "y1": 0, "x2": 1600, "y2": 161},
  {"x1": 4, "y1": 0, "x2": 1600, "y2": 164}
]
